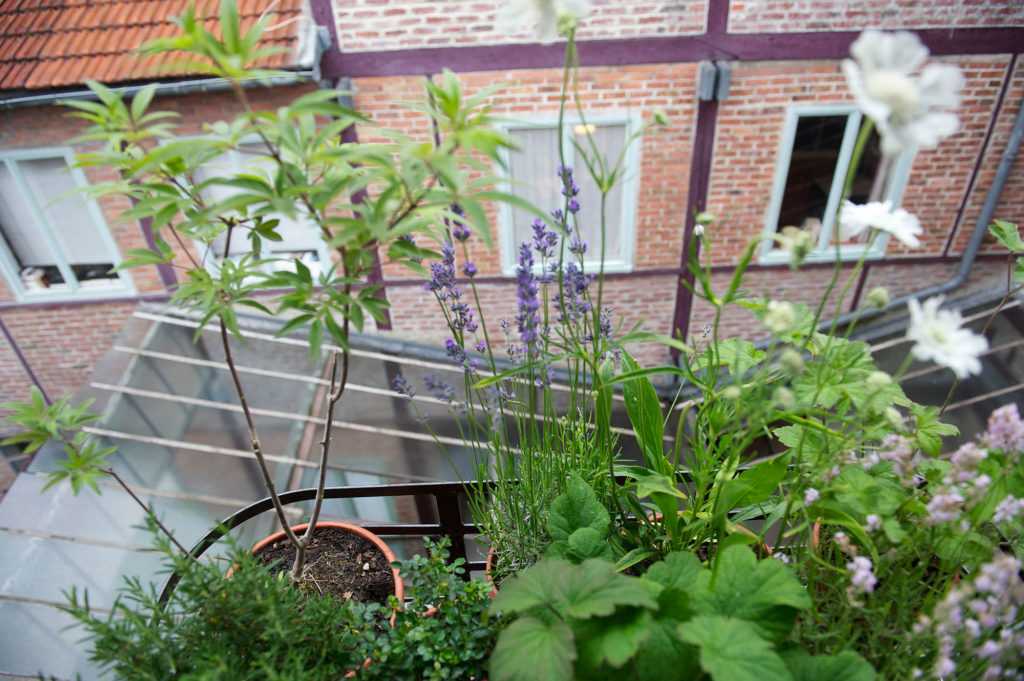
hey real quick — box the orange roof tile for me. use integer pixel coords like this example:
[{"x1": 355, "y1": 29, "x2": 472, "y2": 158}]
[{"x1": 0, "y1": 0, "x2": 309, "y2": 92}]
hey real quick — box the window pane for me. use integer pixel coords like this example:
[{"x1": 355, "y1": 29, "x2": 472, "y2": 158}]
[
  {"x1": 831, "y1": 124, "x2": 884, "y2": 246},
  {"x1": 20, "y1": 157, "x2": 116, "y2": 283},
  {"x1": 775, "y1": 115, "x2": 848, "y2": 241},
  {"x1": 573, "y1": 123, "x2": 626, "y2": 263},
  {"x1": 507, "y1": 127, "x2": 562, "y2": 255},
  {"x1": 506, "y1": 123, "x2": 629, "y2": 266},
  {"x1": 0, "y1": 164, "x2": 58, "y2": 283},
  {"x1": 197, "y1": 144, "x2": 323, "y2": 273}
]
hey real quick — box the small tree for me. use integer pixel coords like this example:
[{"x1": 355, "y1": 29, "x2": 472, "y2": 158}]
[{"x1": 6, "y1": 0, "x2": 525, "y2": 583}]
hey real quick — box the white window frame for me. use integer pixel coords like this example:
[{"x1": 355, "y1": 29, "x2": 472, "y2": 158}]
[
  {"x1": 0, "y1": 147, "x2": 134, "y2": 302},
  {"x1": 171, "y1": 136, "x2": 332, "y2": 276},
  {"x1": 496, "y1": 113, "x2": 642, "y2": 275},
  {"x1": 758, "y1": 105, "x2": 914, "y2": 264}
]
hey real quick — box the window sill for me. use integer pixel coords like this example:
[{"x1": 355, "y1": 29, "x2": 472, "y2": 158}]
[
  {"x1": 11, "y1": 282, "x2": 136, "y2": 305},
  {"x1": 758, "y1": 246, "x2": 885, "y2": 266}
]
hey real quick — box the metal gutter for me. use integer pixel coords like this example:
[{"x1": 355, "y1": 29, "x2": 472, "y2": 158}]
[{"x1": 0, "y1": 71, "x2": 317, "y2": 110}]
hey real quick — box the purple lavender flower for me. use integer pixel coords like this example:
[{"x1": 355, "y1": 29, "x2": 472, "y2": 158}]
[
  {"x1": 556, "y1": 261, "x2": 592, "y2": 324},
  {"x1": 452, "y1": 223, "x2": 472, "y2": 242},
  {"x1": 426, "y1": 243, "x2": 457, "y2": 300},
  {"x1": 423, "y1": 374, "x2": 455, "y2": 403},
  {"x1": 444, "y1": 338, "x2": 466, "y2": 364},
  {"x1": 551, "y1": 208, "x2": 565, "y2": 224},
  {"x1": 568, "y1": 198, "x2": 581, "y2": 214},
  {"x1": 561, "y1": 180, "x2": 580, "y2": 198},
  {"x1": 569, "y1": 238, "x2": 587, "y2": 256},
  {"x1": 391, "y1": 373, "x2": 415, "y2": 398},
  {"x1": 474, "y1": 340, "x2": 487, "y2": 353},
  {"x1": 515, "y1": 243, "x2": 541, "y2": 347},
  {"x1": 530, "y1": 219, "x2": 559, "y2": 259},
  {"x1": 463, "y1": 261, "x2": 477, "y2": 278}
]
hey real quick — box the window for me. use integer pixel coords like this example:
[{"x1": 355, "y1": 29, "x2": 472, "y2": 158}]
[
  {"x1": 499, "y1": 116, "x2": 640, "y2": 273},
  {"x1": 194, "y1": 142, "x2": 330, "y2": 277},
  {"x1": 759, "y1": 106, "x2": 913, "y2": 263},
  {"x1": 0, "y1": 150, "x2": 131, "y2": 300}
]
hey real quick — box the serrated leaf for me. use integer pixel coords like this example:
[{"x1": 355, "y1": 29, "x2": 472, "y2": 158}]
[
  {"x1": 490, "y1": 616, "x2": 575, "y2": 681},
  {"x1": 548, "y1": 474, "x2": 609, "y2": 542},
  {"x1": 575, "y1": 608, "x2": 653, "y2": 671},
  {"x1": 678, "y1": 615, "x2": 793, "y2": 681},
  {"x1": 491, "y1": 559, "x2": 660, "y2": 621},
  {"x1": 782, "y1": 649, "x2": 876, "y2": 681},
  {"x1": 567, "y1": 527, "x2": 612, "y2": 561},
  {"x1": 716, "y1": 454, "x2": 788, "y2": 517},
  {"x1": 693, "y1": 545, "x2": 809, "y2": 642}
]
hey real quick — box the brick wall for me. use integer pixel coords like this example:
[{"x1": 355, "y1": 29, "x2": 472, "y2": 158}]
[
  {"x1": 382, "y1": 273, "x2": 680, "y2": 366},
  {"x1": 0, "y1": 302, "x2": 138, "y2": 403},
  {"x1": 949, "y1": 56, "x2": 1024, "y2": 255},
  {"x1": 728, "y1": 0, "x2": 1024, "y2": 33},
  {"x1": 335, "y1": 0, "x2": 708, "y2": 52}
]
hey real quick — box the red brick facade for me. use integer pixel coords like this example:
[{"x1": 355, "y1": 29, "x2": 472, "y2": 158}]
[{"x1": 1, "y1": 0, "x2": 1022, "y2": 405}]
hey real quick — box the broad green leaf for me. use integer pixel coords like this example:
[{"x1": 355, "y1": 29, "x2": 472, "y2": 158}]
[
  {"x1": 696, "y1": 338, "x2": 765, "y2": 377},
  {"x1": 633, "y1": 614, "x2": 701, "y2": 681},
  {"x1": 490, "y1": 616, "x2": 575, "y2": 681},
  {"x1": 548, "y1": 474, "x2": 610, "y2": 542},
  {"x1": 628, "y1": 469, "x2": 687, "y2": 501},
  {"x1": 782, "y1": 649, "x2": 876, "y2": 681},
  {"x1": 491, "y1": 559, "x2": 660, "y2": 620},
  {"x1": 567, "y1": 527, "x2": 613, "y2": 562},
  {"x1": 693, "y1": 545, "x2": 809, "y2": 642},
  {"x1": 575, "y1": 608, "x2": 653, "y2": 671},
  {"x1": 678, "y1": 615, "x2": 793, "y2": 681}
]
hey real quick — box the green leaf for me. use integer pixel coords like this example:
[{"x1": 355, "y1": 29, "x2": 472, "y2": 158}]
[
  {"x1": 634, "y1": 613, "x2": 701, "y2": 681},
  {"x1": 678, "y1": 615, "x2": 793, "y2": 681},
  {"x1": 491, "y1": 559, "x2": 660, "y2": 621},
  {"x1": 621, "y1": 352, "x2": 667, "y2": 470},
  {"x1": 696, "y1": 339, "x2": 765, "y2": 377},
  {"x1": 566, "y1": 527, "x2": 613, "y2": 562},
  {"x1": 832, "y1": 466, "x2": 904, "y2": 517},
  {"x1": 693, "y1": 545, "x2": 809, "y2": 642},
  {"x1": 490, "y1": 616, "x2": 575, "y2": 681},
  {"x1": 548, "y1": 474, "x2": 610, "y2": 542},
  {"x1": 989, "y1": 219, "x2": 1024, "y2": 253},
  {"x1": 912, "y1": 405, "x2": 959, "y2": 457},
  {"x1": 575, "y1": 608, "x2": 653, "y2": 671},
  {"x1": 716, "y1": 455, "x2": 788, "y2": 517},
  {"x1": 782, "y1": 650, "x2": 876, "y2": 681}
]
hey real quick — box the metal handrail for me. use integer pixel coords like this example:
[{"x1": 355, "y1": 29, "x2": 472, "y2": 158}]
[{"x1": 158, "y1": 480, "x2": 491, "y2": 605}]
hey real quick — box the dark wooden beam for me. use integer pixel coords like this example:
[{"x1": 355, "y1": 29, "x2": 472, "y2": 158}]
[{"x1": 323, "y1": 27, "x2": 1024, "y2": 80}]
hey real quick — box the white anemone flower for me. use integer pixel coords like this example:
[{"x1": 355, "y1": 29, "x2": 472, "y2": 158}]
[
  {"x1": 907, "y1": 296, "x2": 988, "y2": 379},
  {"x1": 839, "y1": 200, "x2": 923, "y2": 248},
  {"x1": 498, "y1": 0, "x2": 592, "y2": 43},
  {"x1": 842, "y1": 30, "x2": 964, "y2": 155}
]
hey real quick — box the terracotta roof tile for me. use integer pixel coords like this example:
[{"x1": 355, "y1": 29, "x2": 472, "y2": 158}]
[{"x1": 0, "y1": 0, "x2": 308, "y2": 92}]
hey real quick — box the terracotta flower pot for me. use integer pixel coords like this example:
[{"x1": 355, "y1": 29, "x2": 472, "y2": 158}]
[
  {"x1": 250, "y1": 521, "x2": 404, "y2": 605},
  {"x1": 484, "y1": 546, "x2": 498, "y2": 598}
]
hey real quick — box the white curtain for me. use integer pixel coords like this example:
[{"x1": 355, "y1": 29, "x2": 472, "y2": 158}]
[
  {"x1": 20, "y1": 157, "x2": 111, "y2": 266},
  {"x1": 199, "y1": 143, "x2": 322, "y2": 259},
  {"x1": 0, "y1": 163, "x2": 52, "y2": 268},
  {"x1": 507, "y1": 123, "x2": 627, "y2": 265}
]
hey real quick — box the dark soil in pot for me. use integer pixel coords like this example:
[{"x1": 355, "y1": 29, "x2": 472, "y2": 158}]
[{"x1": 255, "y1": 527, "x2": 395, "y2": 604}]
